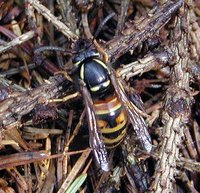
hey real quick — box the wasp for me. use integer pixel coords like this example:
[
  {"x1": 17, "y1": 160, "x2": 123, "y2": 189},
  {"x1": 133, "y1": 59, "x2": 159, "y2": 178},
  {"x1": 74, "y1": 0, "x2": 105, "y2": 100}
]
[{"x1": 71, "y1": 39, "x2": 152, "y2": 171}]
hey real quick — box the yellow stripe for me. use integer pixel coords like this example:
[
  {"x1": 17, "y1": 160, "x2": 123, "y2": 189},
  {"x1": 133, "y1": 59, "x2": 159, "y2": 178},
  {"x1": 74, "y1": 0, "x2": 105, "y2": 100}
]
[
  {"x1": 103, "y1": 129, "x2": 126, "y2": 144},
  {"x1": 94, "y1": 97, "x2": 117, "y2": 107},
  {"x1": 95, "y1": 103, "x2": 122, "y2": 115},
  {"x1": 106, "y1": 139, "x2": 124, "y2": 149},
  {"x1": 93, "y1": 59, "x2": 107, "y2": 70},
  {"x1": 101, "y1": 119, "x2": 127, "y2": 134},
  {"x1": 80, "y1": 64, "x2": 84, "y2": 80}
]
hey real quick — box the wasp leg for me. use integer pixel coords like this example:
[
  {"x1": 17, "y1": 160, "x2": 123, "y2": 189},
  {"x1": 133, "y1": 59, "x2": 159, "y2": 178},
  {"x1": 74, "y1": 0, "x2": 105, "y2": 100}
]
[
  {"x1": 54, "y1": 71, "x2": 73, "y2": 82},
  {"x1": 93, "y1": 40, "x2": 109, "y2": 63},
  {"x1": 47, "y1": 92, "x2": 79, "y2": 103},
  {"x1": 45, "y1": 71, "x2": 78, "y2": 103}
]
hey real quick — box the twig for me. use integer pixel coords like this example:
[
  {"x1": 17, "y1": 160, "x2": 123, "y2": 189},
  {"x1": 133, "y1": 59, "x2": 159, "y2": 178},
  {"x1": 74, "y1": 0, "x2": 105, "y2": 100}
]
[
  {"x1": 150, "y1": 3, "x2": 192, "y2": 192},
  {"x1": 175, "y1": 170, "x2": 199, "y2": 192},
  {"x1": 117, "y1": 49, "x2": 174, "y2": 80},
  {"x1": 27, "y1": 0, "x2": 78, "y2": 41},
  {"x1": 0, "y1": 75, "x2": 73, "y2": 130},
  {"x1": 177, "y1": 157, "x2": 200, "y2": 173},
  {"x1": 57, "y1": 149, "x2": 91, "y2": 193},
  {"x1": 115, "y1": 0, "x2": 130, "y2": 35},
  {"x1": 0, "y1": 31, "x2": 35, "y2": 54},
  {"x1": 105, "y1": 0, "x2": 183, "y2": 62}
]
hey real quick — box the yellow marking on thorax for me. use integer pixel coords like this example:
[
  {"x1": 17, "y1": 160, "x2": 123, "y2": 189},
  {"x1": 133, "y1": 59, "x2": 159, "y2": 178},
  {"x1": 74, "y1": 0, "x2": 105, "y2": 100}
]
[
  {"x1": 90, "y1": 79, "x2": 111, "y2": 92},
  {"x1": 80, "y1": 64, "x2": 85, "y2": 80},
  {"x1": 102, "y1": 80, "x2": 110, "y2": 87},
  {"x1": 90, "y1": 85, "x2": 100, "y2": 92},
  {"x1": 93, "y1": 59, "x2": 108, "y2": 70},
  {"x1": 74, "y1": 61, "x2": 81, "y2": 67}
]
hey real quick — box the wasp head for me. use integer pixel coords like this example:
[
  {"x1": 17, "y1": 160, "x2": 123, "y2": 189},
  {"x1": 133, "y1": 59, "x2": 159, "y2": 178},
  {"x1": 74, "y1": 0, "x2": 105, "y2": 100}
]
[{"x1": 72, "y1": 39, "x2": 99, "y2": 67}]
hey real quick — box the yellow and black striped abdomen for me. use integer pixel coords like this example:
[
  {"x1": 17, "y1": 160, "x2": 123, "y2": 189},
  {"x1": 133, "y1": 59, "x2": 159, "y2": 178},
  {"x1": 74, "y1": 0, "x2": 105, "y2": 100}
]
[{"x1": 94, "y1": 94, "x2": 128, "y2": 149}]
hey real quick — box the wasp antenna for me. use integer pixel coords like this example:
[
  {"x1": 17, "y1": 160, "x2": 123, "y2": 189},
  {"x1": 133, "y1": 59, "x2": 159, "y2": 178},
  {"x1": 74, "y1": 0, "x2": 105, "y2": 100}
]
[
  {"x1": 84, "y1": 12, "x2": 116, "y2": 51},
  {"x1": 34, "y1": 46, "x2": 71, "y2": 55},
  {"x1": 93, "y1": 12, "x2": 116, "y2": 41}
]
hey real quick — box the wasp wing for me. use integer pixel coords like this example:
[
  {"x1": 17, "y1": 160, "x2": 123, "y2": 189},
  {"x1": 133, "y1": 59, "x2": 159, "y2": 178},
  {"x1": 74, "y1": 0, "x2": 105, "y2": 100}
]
[
  {"x1": 109, "y1": 70, "x2": 152, "y2": 152},
  {"x1": 80, "y1": 82, "x2": 110, "y2": 171}
]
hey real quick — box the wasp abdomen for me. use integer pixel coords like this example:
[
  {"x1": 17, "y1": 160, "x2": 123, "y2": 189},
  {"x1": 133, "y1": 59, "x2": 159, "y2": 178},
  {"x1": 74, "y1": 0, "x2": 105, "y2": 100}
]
[{"x1": 94, "y1": 94, "x2": 128, "y2": 149}]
